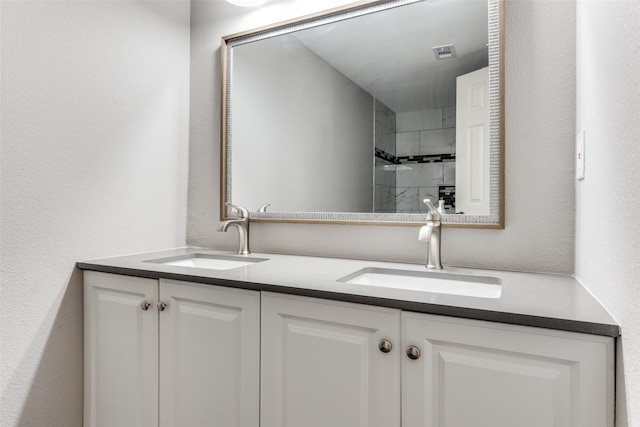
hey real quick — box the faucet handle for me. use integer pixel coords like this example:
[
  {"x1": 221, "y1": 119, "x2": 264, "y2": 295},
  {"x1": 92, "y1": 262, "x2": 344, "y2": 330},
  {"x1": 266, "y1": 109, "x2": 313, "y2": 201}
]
[
  {"x1": 258, "y1": 203, "x2": 271, "y2": 213},
  {"x1": 418, "y1": 225, "x2": 430, "y2": 241},
  {"x1": 423, "y1": 199, "x2": 441, "y2": 220},
  {"x1": 225, "y1": 202, "x2": 249, "y2": 219}
]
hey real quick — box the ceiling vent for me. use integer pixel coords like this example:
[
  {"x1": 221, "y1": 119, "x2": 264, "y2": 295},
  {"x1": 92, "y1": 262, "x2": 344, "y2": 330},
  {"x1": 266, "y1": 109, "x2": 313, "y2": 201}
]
[{"x1": 432, "y1": 44, "x2": 457, "y2": 60}]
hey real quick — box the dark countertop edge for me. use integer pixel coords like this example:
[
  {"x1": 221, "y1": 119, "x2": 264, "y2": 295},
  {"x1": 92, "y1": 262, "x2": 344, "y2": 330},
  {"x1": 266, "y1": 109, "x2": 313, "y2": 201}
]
[{"x1": 76, "y1": 262, "x2": 621, "y2": 338}]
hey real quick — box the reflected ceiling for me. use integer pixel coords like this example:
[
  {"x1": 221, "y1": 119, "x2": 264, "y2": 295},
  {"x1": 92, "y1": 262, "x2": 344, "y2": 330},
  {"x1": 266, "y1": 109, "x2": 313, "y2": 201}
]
[{"x1": 294, "y1": 0, "x2": 488, "y2": 112}]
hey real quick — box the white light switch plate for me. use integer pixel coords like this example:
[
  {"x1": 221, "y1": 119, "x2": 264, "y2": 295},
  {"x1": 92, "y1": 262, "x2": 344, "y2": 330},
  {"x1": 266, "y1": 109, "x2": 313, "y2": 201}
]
[{"x1": 576, "y1": 130, "x2": 585, "y2": 181}]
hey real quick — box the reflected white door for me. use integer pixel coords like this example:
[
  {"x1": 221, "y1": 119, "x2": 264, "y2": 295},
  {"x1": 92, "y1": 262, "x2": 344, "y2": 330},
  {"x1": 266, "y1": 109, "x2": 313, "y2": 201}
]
[
  {"x1": 261, "y1": 292, "x2": 401, "y2": 427},
  {"x1": 455, "y1": 67, "x2": 490, "y2": 215}
]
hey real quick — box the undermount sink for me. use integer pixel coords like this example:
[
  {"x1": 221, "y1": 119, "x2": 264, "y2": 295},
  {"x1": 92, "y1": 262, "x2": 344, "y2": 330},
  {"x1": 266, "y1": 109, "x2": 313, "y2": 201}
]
[
  {"x1": 145, "y1": 253, "x2": 268, "y2": 271},
  {"x1": 339, "y1": 267, "x2": 502, "y2": 299}
]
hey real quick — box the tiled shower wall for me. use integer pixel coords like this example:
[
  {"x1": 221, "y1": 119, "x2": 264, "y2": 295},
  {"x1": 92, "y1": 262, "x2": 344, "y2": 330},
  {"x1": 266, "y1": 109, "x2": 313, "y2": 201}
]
[
  {"x1": 374, "y1": 101, "x2": 456, "y2": 213},
  {"x1": 396, "y1": 107, "x2": 456, "y2": 213},
  {"x1": 374, "y1": 100, "x2": 397, "y2": 212}
]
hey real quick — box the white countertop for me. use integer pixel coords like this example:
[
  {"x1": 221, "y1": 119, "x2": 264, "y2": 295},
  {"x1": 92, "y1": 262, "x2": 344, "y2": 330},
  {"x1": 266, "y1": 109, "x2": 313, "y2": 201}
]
[{"x1": 77, "y1": 247, "x2": 619, "y2": 337}]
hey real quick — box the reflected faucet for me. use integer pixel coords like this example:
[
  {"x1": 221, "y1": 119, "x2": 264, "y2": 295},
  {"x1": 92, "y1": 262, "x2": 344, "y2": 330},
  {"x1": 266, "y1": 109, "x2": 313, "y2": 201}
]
[
  {"x1": 418, "y1": 199, "x2": 443, "y2": 269},
  {"x1": 218, "y1": 203, "x2": 251, "y2": 255},
  {"x1": 258, "y1": 203, "x2": 271, "y2": 213}
]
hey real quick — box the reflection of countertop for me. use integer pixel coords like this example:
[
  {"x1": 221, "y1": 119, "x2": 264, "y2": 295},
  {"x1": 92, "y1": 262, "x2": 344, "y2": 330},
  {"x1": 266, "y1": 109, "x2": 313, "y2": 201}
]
[{"x1": 77, "y1": 247, "x2": 620, "y2": 337}]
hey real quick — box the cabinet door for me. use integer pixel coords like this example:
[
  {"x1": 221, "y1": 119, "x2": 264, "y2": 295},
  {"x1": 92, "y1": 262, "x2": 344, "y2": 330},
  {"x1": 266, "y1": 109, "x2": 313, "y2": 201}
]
[
  {"x1": 261, "y1": 292, "x2": 401, "y2": 427},
  {"x1": 158, "y1": 279, "x2": 260, "y2": 427},
  {"x1": 402, "y1": 312, "x2": 614, "y2": 427},
  {"x1": 84, "y1": 271, "x2": 159, "y2": 427}
]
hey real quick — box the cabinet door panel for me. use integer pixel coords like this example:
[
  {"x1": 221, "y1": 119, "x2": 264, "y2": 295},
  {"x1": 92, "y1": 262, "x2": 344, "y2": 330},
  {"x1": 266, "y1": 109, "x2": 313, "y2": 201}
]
[
  {"x1": 84, "y1": 271, "x2": 159, "y2": 427},
  {"x1": 159, "y1": 280, "x2": 260, "y2": 427},
  {"x1": 402, "y1": 312, "x2": 614, "y2": 427},
  {"x1": 261, "y1": 292, "x2": 401, "y2": 427}
]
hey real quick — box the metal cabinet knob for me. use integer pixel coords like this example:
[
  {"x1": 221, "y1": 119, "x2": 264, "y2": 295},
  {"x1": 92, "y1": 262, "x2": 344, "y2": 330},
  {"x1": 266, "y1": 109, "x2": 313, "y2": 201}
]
[
  {"x1": 378, "y1": 339, "x2": 392, "y2": 353},
  {"x1": 406, "y1": 345, "x2": 421, "y2": 360},
  {"x1": 157, "y1": 301, "x2": 167, "y2": 311},
  {"x1": 140, "y1": 301, "x2": 151, "y2": 311}
]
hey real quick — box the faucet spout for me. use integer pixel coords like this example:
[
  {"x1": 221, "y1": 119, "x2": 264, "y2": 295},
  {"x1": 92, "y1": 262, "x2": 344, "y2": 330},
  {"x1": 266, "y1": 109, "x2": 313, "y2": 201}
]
[
  {"x1": 218, "y1": 203, "x2": 251, "y2": 255},
  {"x1": 418, "y1": 199, "x2": 443, "y2": 269}
]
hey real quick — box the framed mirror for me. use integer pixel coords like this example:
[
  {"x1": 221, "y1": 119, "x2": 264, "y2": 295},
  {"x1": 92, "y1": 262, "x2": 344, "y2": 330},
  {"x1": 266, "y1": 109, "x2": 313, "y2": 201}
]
[{"x1": 222, "y1": 0, "x2": 504, "y2": 227}]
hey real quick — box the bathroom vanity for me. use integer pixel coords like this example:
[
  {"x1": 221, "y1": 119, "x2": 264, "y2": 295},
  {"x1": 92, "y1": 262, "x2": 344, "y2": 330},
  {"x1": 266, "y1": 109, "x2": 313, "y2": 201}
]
[{"x1": 79, "y1": 248, "x2": 617, "y2": 427}]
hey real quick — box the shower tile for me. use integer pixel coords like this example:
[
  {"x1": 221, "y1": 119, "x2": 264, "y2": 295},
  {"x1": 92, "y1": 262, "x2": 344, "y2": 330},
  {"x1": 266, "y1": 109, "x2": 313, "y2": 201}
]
[
  {"x1": 419, "y1": 129, "x2": 455, "y2": 155},
  {"x1": 419, "y1": 163, "x2": 444, "y2": 186},
  {"x1": 442, "y1": 107, "x2": 456, "y2": 129},
  {"x1": 396, "y1": 132, "x2": 420, "y2": 156},
  {"x1": 396, "y1": 163, "x2": 443, "y2": 188},
  {"x1": 375, "y1": 185, "x2": 396, "y2": 212},
  {"x1": 397, "y1": 109, "x2": 442, "y2": 132},
  {"x1": 375, "y1": 164, "x2": 396, "y2": 187},
  {"x1": 376, "y1": 130, "x2": 396, "y2": 155},
  {"x1": 396, "y1": 187, "x2": 419, "y2": 212},
  {"x1": 375, "y1": 99, "x2": 396, "y2": 132},
  {"x1": 395, "y1": 164, "x2": 417, "y2": 188},
  {"x1": 443, "y1": 162, "x2": 456, "y2": 185}
]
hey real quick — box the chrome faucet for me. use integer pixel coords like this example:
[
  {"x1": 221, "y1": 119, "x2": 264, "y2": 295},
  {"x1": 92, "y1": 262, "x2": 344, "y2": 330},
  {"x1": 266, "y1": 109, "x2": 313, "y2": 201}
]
[
  {"x1": 418, "y1": 199, "x2": 443, "y2": 269},
  {"x1": 218, "y1": 202, "x2": 251, "y2": 255}
]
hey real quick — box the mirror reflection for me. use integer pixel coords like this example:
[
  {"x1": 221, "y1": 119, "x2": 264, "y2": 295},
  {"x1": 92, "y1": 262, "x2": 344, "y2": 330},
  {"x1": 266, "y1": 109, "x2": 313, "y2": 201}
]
[{"x1": 223, "y1": 0, "x2": 503, "y2": 226}]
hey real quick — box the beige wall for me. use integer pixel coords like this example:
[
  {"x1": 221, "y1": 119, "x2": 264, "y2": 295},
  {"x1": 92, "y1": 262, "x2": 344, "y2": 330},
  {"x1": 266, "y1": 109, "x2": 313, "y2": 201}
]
[
  {"x1": 0, "y1": 2, "x2": 190, "y2": 425},
  {"x1": 188, "y1": 0, "x2": 577, "y2": 272},
  {"x1": 575, "y1": 1, "x2": 640, "y2": 424}
]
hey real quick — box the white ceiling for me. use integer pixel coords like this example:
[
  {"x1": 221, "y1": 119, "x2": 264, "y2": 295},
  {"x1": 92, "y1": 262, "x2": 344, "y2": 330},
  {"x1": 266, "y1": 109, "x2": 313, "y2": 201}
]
[{"x1": 294, "y1": 0, "x2": 489, "y2": 113}]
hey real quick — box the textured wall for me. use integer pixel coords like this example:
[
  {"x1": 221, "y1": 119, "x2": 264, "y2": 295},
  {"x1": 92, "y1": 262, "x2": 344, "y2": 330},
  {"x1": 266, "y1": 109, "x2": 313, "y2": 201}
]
[
  {"x1": 188, "y1": 0, "x2": 577, "y2": 273},
  {"x1": 575, "y1": 1, "x2": 640, "y2": 424},
  {"x1": 0, "y1": 2, "x2": 190, "y2": 425}
]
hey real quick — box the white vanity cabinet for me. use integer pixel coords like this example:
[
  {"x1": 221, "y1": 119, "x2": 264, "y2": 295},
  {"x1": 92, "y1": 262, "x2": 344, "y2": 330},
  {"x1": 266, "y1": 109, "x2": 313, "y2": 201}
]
[
  {"x1": 402, "y1": 312, "x2": 615, "y2": 427},
  {"x1": 84, "y1": 271, "x2": 260, "y2": 427},
  {"x1": 260, "y1": 293, "x2": 614, "y2": 427},
  {"x1": 260, "y1": 292, "x2": 402, "y2": 427},
  {"x1": 84, "y1": 270, "x2": 614, "y2": 427}
]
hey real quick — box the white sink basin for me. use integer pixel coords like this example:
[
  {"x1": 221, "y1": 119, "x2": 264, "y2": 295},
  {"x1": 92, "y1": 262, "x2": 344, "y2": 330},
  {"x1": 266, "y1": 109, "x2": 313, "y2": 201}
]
[
  {"x1": 339, "y1": 268, "x2": 502, "y2": 298},
  {"x1": 145, "y1": 253, "x2": 268, "y2": 271}
]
